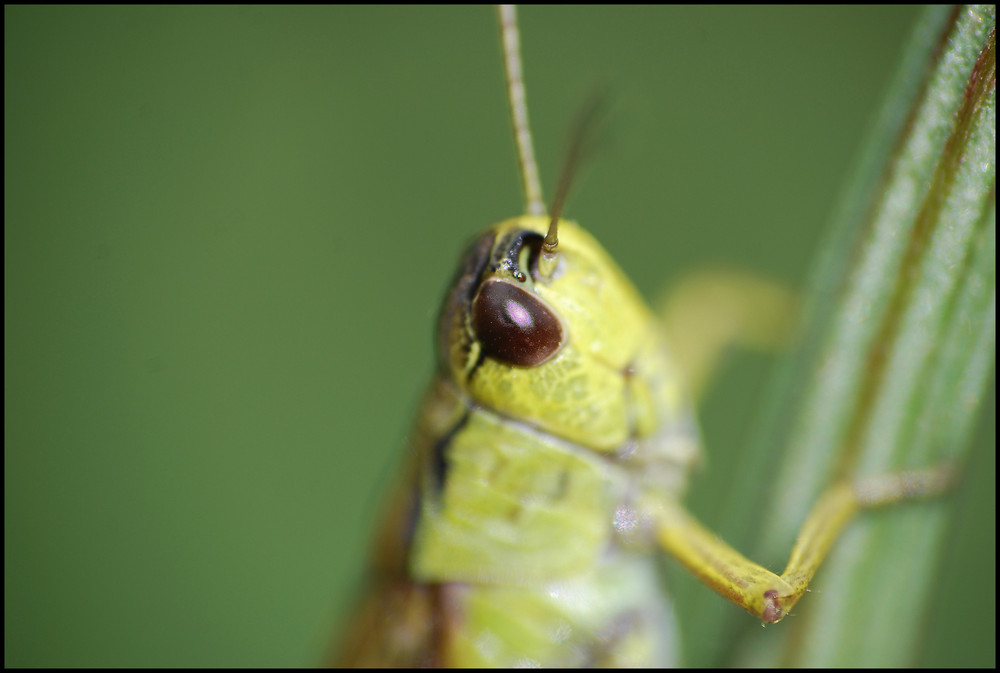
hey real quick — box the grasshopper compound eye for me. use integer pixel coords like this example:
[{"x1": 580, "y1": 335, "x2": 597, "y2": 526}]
[{"x1": 471, "y1": 279, "x2": 563, "y2": 366}]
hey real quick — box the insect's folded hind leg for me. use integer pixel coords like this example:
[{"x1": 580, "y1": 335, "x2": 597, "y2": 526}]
[
  {"x1": 656, "y1": 269, "x2": 798, "y2": 403},
  {"x1": 654, "y1": 464, "x2": 954, "y2": 623}
]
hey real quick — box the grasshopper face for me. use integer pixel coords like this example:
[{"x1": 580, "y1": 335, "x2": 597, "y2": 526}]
[{"x1": 437, "y1": 215, "x2": 697, "y2": 463}]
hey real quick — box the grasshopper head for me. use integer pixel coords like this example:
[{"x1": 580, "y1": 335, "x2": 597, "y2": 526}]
[{"x1": 437, "y1": 215, "x2": 690, "y2": 455}]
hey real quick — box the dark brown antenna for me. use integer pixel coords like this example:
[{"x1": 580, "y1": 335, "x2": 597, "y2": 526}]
[{"x1": 540, "y1": 90, "x2": 610, "y2": 277}]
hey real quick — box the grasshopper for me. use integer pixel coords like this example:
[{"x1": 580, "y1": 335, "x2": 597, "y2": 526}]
[{"x1": 334, "y1": 6, "x2": 959, "y2": 667}]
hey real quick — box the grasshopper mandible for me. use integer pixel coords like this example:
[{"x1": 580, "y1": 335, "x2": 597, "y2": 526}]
[{"x1": 334, "y1": 6, "x2": 953, "y2": 667}]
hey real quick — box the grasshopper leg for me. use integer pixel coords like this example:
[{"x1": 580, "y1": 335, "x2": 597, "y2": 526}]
[
  {"x1": 657, "y1": 269, "x2": 797, "y2": 403},
  {"x1": 654, "y1": 465, "x2": 953, "y2": 623}
]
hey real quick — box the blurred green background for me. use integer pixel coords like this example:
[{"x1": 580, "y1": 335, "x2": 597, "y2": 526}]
[{"x1": 5, "y1": 6, "x2": 993, "y2": 667}]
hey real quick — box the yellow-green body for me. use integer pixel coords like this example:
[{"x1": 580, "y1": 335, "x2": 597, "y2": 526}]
[
  {"x1": 340, "y1": 216, "x2": 699, "y2": 666},
  {"x1": 337, "y1": 6, "x2": 968, "y2": 663},
  {"x1": 410, "y1": 378, "x2": 679, "y2": 666},
  {"x1": 337, "y1": 215, "x2": 953, "y2": 668}
]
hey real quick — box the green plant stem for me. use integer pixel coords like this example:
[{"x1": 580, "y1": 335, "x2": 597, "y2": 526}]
[{"x1": 682, "y1": 5, "x2": 995, "y2": 667}]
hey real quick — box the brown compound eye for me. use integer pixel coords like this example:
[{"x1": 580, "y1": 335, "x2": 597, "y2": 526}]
[{"x1": 471, "y1": 279, "x2": 563, "y2": 367}]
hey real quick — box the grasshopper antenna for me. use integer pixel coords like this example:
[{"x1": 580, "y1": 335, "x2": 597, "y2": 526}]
[
  {"x1": 542, "y1": 89, "x2": 609, "y2": 276},
  {"x1": 497, "y1": 5, "x2": 556, "y2": 276},
  {"x1": 498, "y1": 6, "x2": 610, "y2": 278},
  {"x1": 498, "y1": 5, "x2": 545, "y2": 218}
]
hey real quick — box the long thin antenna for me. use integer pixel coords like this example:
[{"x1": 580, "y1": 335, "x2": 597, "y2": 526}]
[
  {"x1": 547, "y1": 90, "x2": 608, "y2": 235},
  {"x1": 498, "y1": 5, "x2": 545, "y2": 217},
  {"x1": 540, "y1": 89, "x2": 610, "y2": 277}
]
